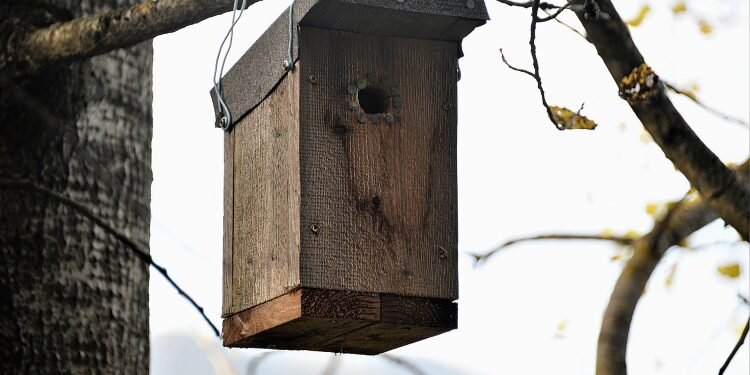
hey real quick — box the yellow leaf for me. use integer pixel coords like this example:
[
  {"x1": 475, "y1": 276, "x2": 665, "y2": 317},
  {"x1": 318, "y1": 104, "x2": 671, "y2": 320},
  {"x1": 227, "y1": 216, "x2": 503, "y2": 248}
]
[
  {"x1": 717, "y1": 263, "x2": 741, "y2": 278},
  {"x1": 627, "y1": 5, "x2": 651, "y2": 27},
  {"x1": 698, "y1": 19, "x2": 713, "y2": 34},
  {"x1": 671, "y1": 1, "x2": 687, "y2": 15},
  {"x1": 549, "y1": 106, "x2": 597, "y2": 130}
]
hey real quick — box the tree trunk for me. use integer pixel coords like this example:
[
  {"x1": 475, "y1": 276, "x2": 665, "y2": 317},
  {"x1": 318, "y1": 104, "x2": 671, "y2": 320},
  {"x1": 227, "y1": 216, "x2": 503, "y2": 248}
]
[{"x1": 0, "y1": 1, "x2": 151, "y2": 373}]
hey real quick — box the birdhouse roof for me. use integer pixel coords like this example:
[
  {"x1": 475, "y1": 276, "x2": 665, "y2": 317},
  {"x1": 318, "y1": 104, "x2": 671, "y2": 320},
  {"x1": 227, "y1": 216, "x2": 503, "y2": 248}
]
[{"x1": 210, "y1": 0, "x2": 489, "y2": 128}]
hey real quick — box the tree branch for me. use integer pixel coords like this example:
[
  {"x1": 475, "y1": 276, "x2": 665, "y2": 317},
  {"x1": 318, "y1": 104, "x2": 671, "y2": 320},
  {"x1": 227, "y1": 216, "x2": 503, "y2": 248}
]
[
  {"x1": 596, "y1": 160, "x2": 749, "y2": 375},
  {"x1": 574, "y1": 0, "x2": 750, "y2": 240},
  {"x1": 3, "y1": 0, "x2": 259, "y2": 73},
  {"x1": 0, "y1": 179, "x2": 220, "y2": 337},
  {"x1": 663, "y1": 81, "x2": 749, "y2": 128},
  {"x1": 719, "y1": 316, "x2": 749, "y2": 375},
  {"x1": 470, "y1": 233, "x2": 634, "y2": 265}
]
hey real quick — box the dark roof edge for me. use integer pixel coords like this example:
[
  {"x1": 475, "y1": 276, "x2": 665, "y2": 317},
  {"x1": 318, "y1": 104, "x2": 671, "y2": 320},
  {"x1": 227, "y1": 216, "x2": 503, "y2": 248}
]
[{"x1": 209, "y1": 0, "x2": 489, "y2": 129}]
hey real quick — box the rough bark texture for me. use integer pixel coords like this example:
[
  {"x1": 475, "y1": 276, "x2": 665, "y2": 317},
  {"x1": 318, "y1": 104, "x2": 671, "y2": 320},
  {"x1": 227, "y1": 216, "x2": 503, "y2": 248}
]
[
  {"x1": 1, "y1": 0, "x2": 257, "y2": 74},
  {"x1": 575, "y1": 0, "x2": 750, "y2": 240},
  {"x1": 0, "y1": 1, "x2": 152, "y2": 373}
]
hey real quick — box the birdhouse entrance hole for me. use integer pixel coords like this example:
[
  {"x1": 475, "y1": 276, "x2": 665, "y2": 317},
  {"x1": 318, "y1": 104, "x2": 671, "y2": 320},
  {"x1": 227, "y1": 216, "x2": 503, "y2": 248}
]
[{"x1": 358, "y1": 86, "x2": 390, "y2": 114}]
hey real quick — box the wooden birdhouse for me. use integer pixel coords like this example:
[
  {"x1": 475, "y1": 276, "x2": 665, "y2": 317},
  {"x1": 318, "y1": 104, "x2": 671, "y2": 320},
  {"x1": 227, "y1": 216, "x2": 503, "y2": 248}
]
[{"x1": 211, "y1": 0, "x2": 488, "y2": 354}]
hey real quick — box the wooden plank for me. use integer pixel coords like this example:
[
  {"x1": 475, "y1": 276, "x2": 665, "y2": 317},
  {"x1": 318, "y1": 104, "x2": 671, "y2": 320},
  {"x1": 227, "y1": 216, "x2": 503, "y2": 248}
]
[
  {"x1": 223, "y1": 288, "x2": 455, "y2": 353},
  {"x1": 222, "y1": 129, "x2": 235, "y2": 316},
  {"x1": 311, "y1": 293, "x2": 456, "y2": 354},
  {"x1": 298, "y1": 27, "x2": 459, "y2": 300},
  {"x1": 230, "y1": 68, "x2": 301, "y2": 314},
  {"x1": 224, "y1": 288, "x2": 380, "y2": 349},
  {"x1": 380, "y1": 294, "x2": 457, "y2": 328},
  {"x1": 314, "y1": 322, "x2": 450, "y2": 355},
  {"x1": 222, "y1": 289, "x2": 302, "y2": 346}
]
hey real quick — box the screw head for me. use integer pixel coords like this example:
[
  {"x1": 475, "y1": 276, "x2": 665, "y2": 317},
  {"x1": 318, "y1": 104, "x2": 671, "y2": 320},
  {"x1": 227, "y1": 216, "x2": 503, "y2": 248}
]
[
  {"x1": 357, "y1": 78, "x2": 368, "y2": 89},
  {"x1": 371, "y1": 114, "x2": 381, "y2": 124},
  {"x1": 347, "y1": 84, "x2": 358, "y2": 95},
  {"x1": 438, "y1": 247, "x2": 448, "y2": 259},
  {"x1": 357, "y1": 113, "x2": 367, "y2": 124},
  {"x1": 310, "y1": 225, "x2": 320, "y2": 234},
  {"x1": 466, "y1": 0, "x2": 476, "y2": 9},
  {"x1": 348, "y1": 101, "x2": 359, "y2": 110},
  {"x1": 385, "y1": 113, "x2": 395, "y2": 124},
  {"x1": 308, "y1": 74, "x2": 318, "y2": 84}
]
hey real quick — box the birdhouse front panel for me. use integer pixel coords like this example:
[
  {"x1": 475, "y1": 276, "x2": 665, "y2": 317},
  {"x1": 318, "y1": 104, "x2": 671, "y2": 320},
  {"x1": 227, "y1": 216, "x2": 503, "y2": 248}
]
[
  {"x1": 297, "y1": 26, "x2": 458, "y2": 300},
  {"x1": 213, "y1": 0, "x2": 488, "y2": 355}
]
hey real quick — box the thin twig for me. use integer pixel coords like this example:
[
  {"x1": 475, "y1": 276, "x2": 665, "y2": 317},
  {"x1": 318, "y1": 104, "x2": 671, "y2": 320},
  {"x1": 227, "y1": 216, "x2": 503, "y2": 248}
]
[
  {"x1": 320, "y1": 354, "x2": 343, "y2": 375},
  {"x1": 529, "y1": 0, "x2": 564, "y2": 130},
  {"x1": 246, "y1": 352, "x2": 277, "y2": 375},
  {"x1": 381, "y1": 354, "x2": 426, "y2": 375},
  {"x1": 664, "y1": 81, "x2": 749, "y2": 128},
  {"x1": 499, "y1": 48, "x2": 535, "y2": 78},
  {"x1": 535, "y1": 1, "x2": 574, "y2": 22},
  {"x1": 470, "y1": 233, "x2": 634, "y2": 264},
  {"x1": 718, "y1": 316, "x2": 749, "y2": 375},
  {"x1": 496, "y1": 0, "x2": 561, "y2": 10},
  {"x1": 542, "y1": 8, "x2": 589, "y2": 40},
  {"x1": 0, "y1": 179, "x2": 220, "y2": 337}
]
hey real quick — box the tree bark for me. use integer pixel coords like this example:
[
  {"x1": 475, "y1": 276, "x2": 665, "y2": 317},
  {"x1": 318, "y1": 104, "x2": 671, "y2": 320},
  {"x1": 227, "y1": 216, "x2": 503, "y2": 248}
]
[
  {"x1": 574, "y1": 0, "x2": 750, "y2": 240},
  {"x1": 0, "y1": 1, "x2": 152, "y2": 373}
]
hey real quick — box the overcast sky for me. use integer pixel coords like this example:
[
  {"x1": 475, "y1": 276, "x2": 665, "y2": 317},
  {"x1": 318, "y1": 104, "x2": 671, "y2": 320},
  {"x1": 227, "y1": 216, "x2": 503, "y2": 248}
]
[{"x1": 148, "y1": 1, "x2": 749, "y2": 374}]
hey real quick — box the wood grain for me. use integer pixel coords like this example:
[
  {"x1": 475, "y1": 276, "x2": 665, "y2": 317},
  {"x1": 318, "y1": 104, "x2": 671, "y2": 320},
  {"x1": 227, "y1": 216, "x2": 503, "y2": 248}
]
[
  {"x1": 298, "y1": 27, "x2": 459, "y2": 301},
  {"x1": 228, "y1": 67, "x2": 301, "y2": 314},
  {"x1": 223, "y1": 288, "x2": 456, "y2": 354},
  {"x1": 222, "y1": 130, "x2": 234, "y2": 316}
]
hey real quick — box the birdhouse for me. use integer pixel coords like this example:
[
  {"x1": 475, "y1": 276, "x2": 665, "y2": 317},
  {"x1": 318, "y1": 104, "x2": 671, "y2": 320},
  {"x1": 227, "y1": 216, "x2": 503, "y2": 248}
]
[{"x1": 211, "y1": 0, "x2": 488, "y2": 354}]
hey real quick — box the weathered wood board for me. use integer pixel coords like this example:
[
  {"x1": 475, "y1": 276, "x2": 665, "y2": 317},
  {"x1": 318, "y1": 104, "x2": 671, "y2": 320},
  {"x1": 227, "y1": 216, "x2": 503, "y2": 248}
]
[
  {"x1": 222, "y1": 26, "x2": 462, "y2": 354},
  {"x1": 297, "y1": 26, "x2": 459, "y2": 301},
  {"x1": 224, "y1": 65, "x2": 301, "y2": 316},
  {"x1": 223, "y1": 288, "x2": 457, "y2": 354}
]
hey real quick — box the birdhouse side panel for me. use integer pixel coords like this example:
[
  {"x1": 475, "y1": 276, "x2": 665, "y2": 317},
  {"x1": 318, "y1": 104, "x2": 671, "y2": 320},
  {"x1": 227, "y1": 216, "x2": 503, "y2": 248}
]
[
  {"x1": 298, "y1": 27, "x2": 459, "y2": 300},
  {"x1": 224, "y1": 68, "x2": 302, "y2": 316}
]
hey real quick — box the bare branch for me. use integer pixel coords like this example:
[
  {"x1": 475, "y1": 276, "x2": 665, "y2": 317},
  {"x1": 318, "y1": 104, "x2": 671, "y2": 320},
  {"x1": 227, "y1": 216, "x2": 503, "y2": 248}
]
[
  {"x1": 718, "y1": 316, "x2": 749, "y2": 375},
  {"x1": 3, "y1": 0, "x2": 259, "y2": 73},
  {"x1": 596, "y1": 160, "x2": 749, "y2": 375},
  {"x1": 542, "y1": 9, "x2": 589, "y2": 40},
  {"x1": 664, "y1": 81, "x2": 749, "y2": 128},
  {"x1": 0, "y1": 179, "x2": 220, "y2": 337},
  {"x1": 529, "y1": 0, "x2": 565, "y2": 130},
  {"x1": 381, "y1": 354, "x2": 426, "y2": 375},
  {"x1": 535, "y1": 1, "x2": 574, "y2": 22},
  {"x1": 496, "y1": 0, "x2": 562, "y2": 10},
  {"x1": 574, "y1": 0, "x2": 750, "y2": 240},
  {"x1": 499, "y1": 48, "x2": 535, "y2": 78},
  {"x1": 471, "y1": 233, "x2": 634, "y2": 264}
]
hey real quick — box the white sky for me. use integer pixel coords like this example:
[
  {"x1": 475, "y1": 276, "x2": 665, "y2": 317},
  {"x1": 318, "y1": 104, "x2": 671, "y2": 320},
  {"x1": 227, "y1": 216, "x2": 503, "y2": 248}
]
[{"x1": 149, "y1": 1, "x2": 750, "y2": 374}]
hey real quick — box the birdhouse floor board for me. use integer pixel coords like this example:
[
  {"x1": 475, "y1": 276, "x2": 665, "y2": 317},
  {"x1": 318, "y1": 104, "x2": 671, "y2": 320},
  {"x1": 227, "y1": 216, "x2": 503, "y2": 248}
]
[{"x1": 222, "y1": 288, "x2": 456, "y2": 354}]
